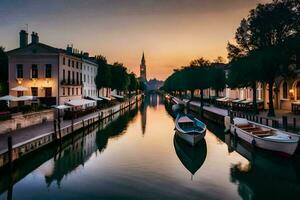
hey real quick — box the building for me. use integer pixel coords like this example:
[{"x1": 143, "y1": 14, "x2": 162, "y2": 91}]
[
  {"x1": 140, "y1": 52, "x2": 147, "y2": 82},
  {"x1": 7, "y1": 30, "x2": 86, "y2": 106},
  {"x1": 82, "y1": 54, "x2": 98, "y2": 98}
]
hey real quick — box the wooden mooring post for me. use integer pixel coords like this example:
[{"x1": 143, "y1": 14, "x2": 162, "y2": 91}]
[
  {"x1": 282, "y1": 116, "x2": 288, "y2": 132},
  {"x1": 8, "y1": 135, "x2": 13, "y2": 169}
]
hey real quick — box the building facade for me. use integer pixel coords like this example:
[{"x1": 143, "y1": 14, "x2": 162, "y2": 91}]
[
  {"x1": 82, "y1": 56, "x2": 98, "y2": 98},
  {"x1": 7, "y1": 30, "x2": 87, "y2": 106}
]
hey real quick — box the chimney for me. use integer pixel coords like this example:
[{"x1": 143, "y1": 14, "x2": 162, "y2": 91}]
[
  {"x1": 19, "y1": 30, "x2": 28, "y2": 48},
  {"x1": 31, "y1": 32, "x2": 39, "y2": 44},
  {"x1": 66, "y1": 45, "x2": 73, "y2": 54},
  {"x1": 83, "y1": 52, "x2": 89, "y2": 58}
]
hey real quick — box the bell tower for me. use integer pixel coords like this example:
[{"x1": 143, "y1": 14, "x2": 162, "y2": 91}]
[{"x1": 140, "y1": 52, "x2": 147, "y2": 81}]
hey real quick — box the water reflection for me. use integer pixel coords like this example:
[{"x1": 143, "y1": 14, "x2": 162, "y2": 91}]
[
  {"x1": 173, "y1": 134, "x2": 207, "y2": 177},
  {"x1": 96, "y1": 107, "x2": 138, "y2": 152},
  {"x1": 2, "y1": 95, "x2": 300, "y2": 199},
  {"x1": 228, "y1": 135, "x2": 300, "y2": 200},
  {"x1": 0, "y1": 103, "x2": 139, "y2": 199}
]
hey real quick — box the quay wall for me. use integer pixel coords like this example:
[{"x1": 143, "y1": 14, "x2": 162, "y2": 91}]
[
  {"x1": 0, "y1": 95, "x2": 142, "y2": 169},
  {"x1": 0, "y1": 110, "x2": 54, "y2": 134}
]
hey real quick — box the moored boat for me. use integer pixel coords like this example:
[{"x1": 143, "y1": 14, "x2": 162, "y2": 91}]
[
  {"x1": 175, "y1": 114, "x2": 206, "y2": 146},
  {"x1": 230, "y1": 118, "x2": 299, "y2": 156}
]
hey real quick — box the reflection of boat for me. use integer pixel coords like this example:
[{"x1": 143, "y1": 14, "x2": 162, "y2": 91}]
[
  {"x1": 227, "y1": 134, "x2": 300, "y2": 199},
  {"x1": 175, "y1": 114, "x2": 206, "y2": 146},
  {"x1": 174, "y1": 134, "x2": 207, "y2": 176},
  {"x1": 231, "y1": 118, "x2": 299, "y2": 155}
]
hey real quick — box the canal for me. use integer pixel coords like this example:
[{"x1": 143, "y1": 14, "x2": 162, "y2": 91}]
[{"x1": 1, "y1": 94, "x2": 300, "y2": 200}]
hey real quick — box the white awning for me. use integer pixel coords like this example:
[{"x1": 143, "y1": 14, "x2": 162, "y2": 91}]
[
  {"x1": 53, "y1": 105, "x2": 72, "y2": 110},
  {"x1": 17, "y1": 96, "x2": 35, "y2": 101},
  {"x1": 11, "y1": 86, "x2": 29, "y2": 91},
  {"x1": 99, "y1": 95, "x2": 111, "y2": 101},
  {"x1": 87, "y1": 96, "x2": 103, "y2": 101},
  {"x1": 65, "y1": 99, "x2": 96, "y2": 106},
  {"x1": 111, "y1": 94, "x2": 124, "y2": 99},
  {"x1": 0, "y1": 95, "x2": 19, "y2": 101}
]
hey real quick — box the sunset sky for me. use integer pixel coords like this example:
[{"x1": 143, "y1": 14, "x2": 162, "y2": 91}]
[{"x1": 0, "y1": 0, "x2": 270, "y2": 80}]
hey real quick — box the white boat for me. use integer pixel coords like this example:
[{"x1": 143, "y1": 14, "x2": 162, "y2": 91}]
[
  {"x1": 230, "y1": 118, "x2": 299, "y2": 156},
  {"x1": 175, "y1": 114, "x2": 206, "y2": 146}
]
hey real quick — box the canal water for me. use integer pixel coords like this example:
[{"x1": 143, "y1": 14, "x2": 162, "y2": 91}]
[{"x1": 1, "y1": 94, "x2": 300, "y2": 200}]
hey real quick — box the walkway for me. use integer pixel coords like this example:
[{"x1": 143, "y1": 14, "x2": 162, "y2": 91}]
[
  {"x1": 0, "y1": 109, "x2": 107, "y2": 152},
  {"x1": 186, "y1": 98, "x2": 300, "y2": 134}
]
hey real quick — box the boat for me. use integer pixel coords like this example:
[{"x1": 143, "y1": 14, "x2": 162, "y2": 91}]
[
  {"x1": 175, "y1": 114, "x2": 206, "y2": 146},
  {"x1": 173, "y1": 134, "x2": 207, "y2": 177},
  {"x1": 230, "y1": 117, "x2": 299, "y2": 155}
]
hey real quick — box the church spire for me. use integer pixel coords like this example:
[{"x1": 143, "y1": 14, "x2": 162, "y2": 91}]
[{"x1": 140, "y1": 52, "x2": 147, "y2": 81}]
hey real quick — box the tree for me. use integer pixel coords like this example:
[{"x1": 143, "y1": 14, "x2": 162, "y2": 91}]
[
  {"x1": 209, "y1": 64, "x2": 226, "y2": 97},
  {"x1": 94, "y1": 55, "x2": 111, "y2": 97},
  {"x1": 227, "y1": 0, "x2": 300, "y2": 116},
  {"x1": 128, "y1": 73, "x2": 138, "y2": 96},
  {"x1": 110, "y1": 62, "x2": 129, "y2": 94}
]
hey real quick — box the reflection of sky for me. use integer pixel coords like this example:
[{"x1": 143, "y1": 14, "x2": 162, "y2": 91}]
[
  {"x1": 1, "y1": 98, "x2": 254, "y2": 200},
  {"x1": 0, "y1": 0, "x2": 270, "y2": 79}
]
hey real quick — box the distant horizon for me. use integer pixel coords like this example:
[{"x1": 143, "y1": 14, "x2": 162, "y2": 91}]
[{"x1": 0, "y1": 0, "x2": 270, "y2": 80}]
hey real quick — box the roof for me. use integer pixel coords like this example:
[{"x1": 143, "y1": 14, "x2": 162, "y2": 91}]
[{"x1": 6, "y1": 42, "x2": 88, "y2": 60}]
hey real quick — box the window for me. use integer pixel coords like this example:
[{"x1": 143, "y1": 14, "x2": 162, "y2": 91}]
[
  {"x1": 76, "y1": 62, "x2": 79, "y2": 69},
  {"x1": 68, "y1": 59, "x2": 71, "y2": 67},
  {"x1": 17, "y1": 91, "x2": 23, "y2": 97},
  {"x1": 84, "y1": 74, "x2": 86, "y2": 82},
  {"x1": 45, "y1": 64, "x2": 52, "y2": 78},
  {"x1": 68, "y1": 71, "x2": 71, "y2": 83},
  {"x1": 68, "y1": 88, "x2": 70, "y2": 96},
  {"x1": 80, "y1": 73, "x2": 82, "y2": 83},
  {"x1": 16, "y1": 64, "x2": 23, "y2": 78},
  {"x1": 76, "y1": 88, "x2": 78, "y2": 95},
  {"x1": 31, "y1": 87, "x2": 38, "y2": 96},
  {"x1": 76, "y1": 72, "x2": 79, "y2": 84},
  {"x1": 72, "y1": 88, "x2": 74, "y2": 95},
  {"x1": 282, "y1": 81, "x2": 288, "y2": 99},
  {"x1": 63, "y1": 69, "x2": 66, "y2": 81},
  {"x1": 72, "y1": 60, "x2": 74, "y2": 68},
  {"x1": 32, "y1": 64, "x2": 38, "y2": 78},
  {"x1": 72, "y1": 72, "x2": 75, "y2": 83},
  {"x1": 297, "y1": 82, "x2": 300, "y2": 100},
  {"x1": 45, "y1": 87, "x2": 52, "y2": 97},
  {"x1": 63, "y1": 57, "x2": 66, "y2": 65}
]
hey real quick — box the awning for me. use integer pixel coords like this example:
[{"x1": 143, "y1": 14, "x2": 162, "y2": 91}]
[
  {"x1": 0, "y1": 95, "x2": 19, "y2": 101},
  {"x1": 65, "y1": 99, "x2": 96, "y2": 106},
  {"x1": 111, "y1": 94, "x2": 124, "y2": 99},
  {"x1": 17, "y1": 96, "x2": 36, "y2": 101},
  {"x1": 11, "y1": 86, "x2": 29, "y2": 91},
  {"x1": 87, "y1": 96, "x2": 103, "y2": 101},
  {"x1": 99, "y1": 95, "x2": 111, "y2": 101},
  {"x1": 52, "y1": 105, "x2": 72, "y2": 110}
]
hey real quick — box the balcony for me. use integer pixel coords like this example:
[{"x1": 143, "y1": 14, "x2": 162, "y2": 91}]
[{"x1": 61, "y1": 79, "x2": 83, "y2": 86}]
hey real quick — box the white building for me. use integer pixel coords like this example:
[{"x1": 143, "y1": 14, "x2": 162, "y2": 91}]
[{"x1": 82, "y1": 56, "x2": 98, "y2": 98}]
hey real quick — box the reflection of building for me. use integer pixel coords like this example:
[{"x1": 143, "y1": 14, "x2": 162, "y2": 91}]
[{"x1": 45, "y1": 129, "x2": 97, "y2": 187}]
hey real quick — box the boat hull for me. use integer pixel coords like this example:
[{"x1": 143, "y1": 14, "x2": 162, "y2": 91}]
[
  {"x1": 231, "y1": 125, "x2": 298, "y2": 156},
  {"x1": 176, "y1": 129, "x2": 206, "y2": 146}
]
